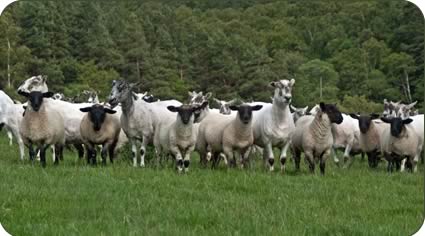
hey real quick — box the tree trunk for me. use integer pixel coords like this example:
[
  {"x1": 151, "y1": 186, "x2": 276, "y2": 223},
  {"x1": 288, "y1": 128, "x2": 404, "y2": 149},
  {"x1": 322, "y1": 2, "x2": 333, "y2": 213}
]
[
  {"x1": 404, "y1": 69, "x2": 412, "y2": 103},
  {"x1": 7, "y1": 38, "x2": 11, "y2": 88}
]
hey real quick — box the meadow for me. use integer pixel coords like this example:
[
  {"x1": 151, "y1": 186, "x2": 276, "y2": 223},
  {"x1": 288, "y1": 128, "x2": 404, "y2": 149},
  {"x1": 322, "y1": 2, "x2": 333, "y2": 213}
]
[{"x1": 0, "y1": 132, "x2": 423, "y2": 235}]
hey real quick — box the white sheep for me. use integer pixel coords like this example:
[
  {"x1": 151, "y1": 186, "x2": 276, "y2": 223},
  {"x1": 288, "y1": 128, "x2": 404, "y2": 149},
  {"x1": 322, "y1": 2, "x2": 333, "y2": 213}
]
[
  {"x1": 349, "y1": 113, "x2": 389, "y2": 168},
  {"x1": 108, "y1": 80, "x2": 182, "y2": 167},
  {"x1": 251, "y1": 79, "x2": 296, "y2": 172},
  {"x1": 196, "y1": 104, "x2": 262, "y2": 168},
  {"x1": 79, "y1": 104, "x2": 121, "y2": 165},
  {"x1": 291, "y1": 103, "x2": 343, "y2": 174},
  {"x1": 380, "y1": 117, "x2": 423, "y2": 172},
  {"x1": 154, "y1": 103, "x2": 207, "y2": 172},
  {"x1": 18, "y1": 91, "x2": 65, "y2": 167},
  {"x1": 290, "y1": 104, "x2": 309, "y2": 123}
]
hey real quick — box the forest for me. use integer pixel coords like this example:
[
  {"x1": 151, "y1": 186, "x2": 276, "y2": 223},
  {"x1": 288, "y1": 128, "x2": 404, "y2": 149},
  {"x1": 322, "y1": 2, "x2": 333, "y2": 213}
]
[{"x1": 0, "y1": 0, "x2": 423, "y2": 113}]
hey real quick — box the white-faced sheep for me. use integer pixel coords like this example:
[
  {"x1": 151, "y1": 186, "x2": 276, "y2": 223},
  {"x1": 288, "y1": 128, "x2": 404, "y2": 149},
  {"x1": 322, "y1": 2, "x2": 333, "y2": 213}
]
[
  {"x1": 154, "y1": 103, "x2": 207, "y2": 172},
  {"x1": 290, "y1": 104, "x2": 309, "y2": 123},
  {"x1": 291, "y1": 103, "x2": 343, "y2": 174},
  {"x1": 349, "y1": 113, "x2": 389, "y2": 168},
  {"x1": 214, "y1": 98, "x2": 237, "y2": 115},
  {"x1": 18, "y1": 91, "x2": 65, "y2": 167},
  {"x1": 108, "y1": 80, "x2": 181, "y2": 167},
  {"x1": 251, "y1": 79, "x2": 296, "y2": 172},
  {"x1": 380, "y1": 117, "x2": 423, "y2": 173},
  {"x1": 196, "y1": 104, "x2": 262, "y2": 168},
  {"x1": 80, "y1": 104, "x2": 121, "y2": 165}
]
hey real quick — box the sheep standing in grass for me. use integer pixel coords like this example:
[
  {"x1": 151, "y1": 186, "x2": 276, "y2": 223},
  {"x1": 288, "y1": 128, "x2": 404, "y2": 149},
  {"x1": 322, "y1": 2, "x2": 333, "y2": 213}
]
[
  {"x1": 154, "y1": 103, "x2": 207, "y2": 172},
  {"x1": 108, "y1": 80, "x2": 181, "y2": 167},
  {"x1": 80, "y1": 104, "x2": 121, "y2": 165},
  {"x1": 18, "y1": 91, "x2": 65, "y2": 167},
  {"x1": 197, "y1": 104, "x2": 262, "y2": 168},
  {"x1": 349, "y1": 113, "x2": 389, "y2": 168},
  {"x1": 251, "y1": 79, "x2": 295, "y2": 172},
  {"x1": 291, "y1": 103, "x2": 343, "y2": 174},
  {"x1": 380, "y1": 117, "x2": 422, "y2": 173}
]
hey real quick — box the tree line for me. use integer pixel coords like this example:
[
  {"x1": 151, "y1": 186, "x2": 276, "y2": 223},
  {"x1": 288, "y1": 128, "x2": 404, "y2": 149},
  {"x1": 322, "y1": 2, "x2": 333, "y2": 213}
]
[{"x1": 0, "y1": 0, "x2": 423, "y2": 113}]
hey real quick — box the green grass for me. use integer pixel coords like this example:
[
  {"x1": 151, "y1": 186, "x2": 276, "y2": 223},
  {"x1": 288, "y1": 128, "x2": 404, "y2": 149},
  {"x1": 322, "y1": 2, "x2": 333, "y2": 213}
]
[{"x1": 0, "y1": 132, "x2": 423, "y2": 236}]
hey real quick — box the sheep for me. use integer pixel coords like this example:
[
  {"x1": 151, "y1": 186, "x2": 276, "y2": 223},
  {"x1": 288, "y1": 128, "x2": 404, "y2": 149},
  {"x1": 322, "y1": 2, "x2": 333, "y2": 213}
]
[
  {"x1": 0, "y1": 91, "x2": 26, "y2": 160},
  {"x1": 154, "y1": 103, "x2": 207, "y2": 172},
  {"x1": 382, "y1": 99, "x2": 401, "y2": 118},
  {"x1": 196, "y1": 104, "x2": 263, "y2": 168},
  {"x1": 291, "y1": 103, "x2": 343, "y2": 174},
  {"x1": 214, "y1": 98, "x2": 237, "y2": 115},
  {"x1": 380, "y1": 117, "x2": 423, "y2": 173},
  {"x1": 397, "y1": 101, "x2": 418, "y2": 120},
  {"x1": 251, "y1": 79, "x2": 296, "y2": 172},
  {"x1": 349, "y1": 113, "x2": 389, "y2": 168},
  {"x1": 18, "y1": 91, "x2": 65, "y2": 167},
  {"x1": 108, "y1": 80, "x2": 181, "y2": 167},
  {"x1": 17, "y1": 75, "x2": 49, "y2": 93},
  {"x1": 79, "y1": 104, "x2": 121, "y2": 165},
  {"x1": 290, "y1": 104, "x2": 309, "y2": 123}
]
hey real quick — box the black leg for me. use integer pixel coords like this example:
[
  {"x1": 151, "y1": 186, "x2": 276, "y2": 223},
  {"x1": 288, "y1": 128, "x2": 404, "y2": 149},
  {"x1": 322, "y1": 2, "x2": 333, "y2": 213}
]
[
  {"x1": 54, "y1": 145, "x2": 62, "y2": 165},
  {"x1": 40, "y1": 145, "x2": 47, "y2": 168},
  {"x1": 101, "y1": 145, "x2": 107, "y2": 166},
  {"x1": 74, "y1": 144, "x2": 84, "y2": 159},
  {"x1": 29, "y1": 143, "x2": 35, "y2": 161}
]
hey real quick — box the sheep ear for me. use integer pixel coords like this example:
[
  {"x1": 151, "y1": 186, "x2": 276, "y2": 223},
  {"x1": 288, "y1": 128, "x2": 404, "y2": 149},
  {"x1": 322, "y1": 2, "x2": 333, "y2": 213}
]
[
  {"x1": 204, "y1": 92, "x2": 212, "y2": 100},
  {"x1": 43, "y1": 92, "x2": 54, "y2": 98},
  {"x1": 229, "y1": 105, "x2": 239, "y2": 111},
  {"x1": 319, "y1": 102, "x2": 326, "y2": 111},
  {"x1": 370, "y1": 113, "x2": 380, "y2": 120},
  {"x1": 104, "y1": 108, "x2": 117, "y2": 114},
  {"x1": 167, "y1": 106, "x2": 179, "y2": 113},
  {"x1": 303, "y1": 106, "x2": 308, "y2": 113},
  {"x1": 132, "y1": 92, "x2": 139, "y2": 100},
  {"x1": 41, "y1": 75, "x2": 48, "y2": 83},
  {"x1": 289, "y1": 104, "x2": 296, "y2": 112},
  {"x1": 213, "y1": 98, "x2": 220, "y2": 104},
  {"x1": 380, "y1": 117, "x2": 392, "y2": 123},
  {"x1": 228, "y1": 99, "x2": 237, "y2": 105},
  {"x1": 403, "y1": 118, "x2": 413, "y2": 125},
  {"x1": 18, "y1": 91, "x2": 29, "y2": 97},
  {"x1": 349, "y1": 113, "x2": 359, "y2": 120},
  {"x1": 407, "y1": 101, "x2": 417, "y2": 109},
  {"x1": 80, "y1": 107, "x2": 92, "y2": 113},
  {"x1": 289, "y1": 78, "x2": 295, "y2": 86},
  {"x1": 252, "y1": 105, "x2": 263, "y2": 111},
  {"x1": 269, "y1": 81, "x2": 277, "y2": 88}
]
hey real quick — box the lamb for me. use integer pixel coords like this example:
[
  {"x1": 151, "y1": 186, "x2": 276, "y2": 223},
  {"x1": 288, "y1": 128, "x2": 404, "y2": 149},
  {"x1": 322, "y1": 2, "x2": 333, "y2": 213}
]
[
  {"x1": 154, "y1": 103, "x2": 207, "y2": 172},
  {"x1": 18, "y1": 91, "x2": 65, "y2": 167},
  {"x1": 79, "y1": 104, "x2": 121, "y2": 165},
  {"x1": 291, "y1": 103, "x2": 343, "y2": 174},
  {"x1": 214, "y1": 98, "x2": 237, "y2": 115},
  {"x1": 251, "y1": 79, "x2": 296, "y2": 172},
  {"x1": 349, "y1": 113, "x2": 389, "y2": 168},
  {"x1": 290, "y1": 104, "x2": 308, "y2": 123},
  {"x1": 380, "y1": 117, "x2": 423, "y2": 172},
  {"x1": 196, "y1": 104, "x2": 262, "y2": 168},
  {"x1": 108, "y1": 80, "x2": 181, "y2": 167}
]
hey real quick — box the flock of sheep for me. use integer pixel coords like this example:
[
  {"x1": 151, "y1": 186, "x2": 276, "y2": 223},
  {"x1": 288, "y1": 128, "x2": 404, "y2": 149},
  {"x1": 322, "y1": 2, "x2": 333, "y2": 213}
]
[{"x1": 0, "y1": 75, "x2": 423, "y2": 174}]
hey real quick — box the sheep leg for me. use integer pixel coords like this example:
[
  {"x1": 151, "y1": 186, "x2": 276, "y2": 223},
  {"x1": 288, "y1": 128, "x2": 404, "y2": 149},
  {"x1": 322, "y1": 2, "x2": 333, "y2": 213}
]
[
  {"x1": 304, "y1": 150, "x2": 315, "y2": 173},
  {"x1": 51, "y1": 145, "x2": 56, "y2": 163},
  {"x1": 54, "y1": 145, "x2": 63, "y2": 165},
  {"x1": 130, "y1": 139, "x2": 138, "y2": 167},
  {"x1": 279, "y1": 142, "x2": 290, "y2": 173},
  {"x1": 7, "y1": 130, "x2": 13, "y2": 146},
  {"x1": 12, "y1": 128, "x2": 25, "y2": 161},
  {"x1": 241, "y1": 148, "x2": 251, "y2": 169},
  {"x1": 74, "y1": 144, "x2": 85, "y2": 159},
  {"x1": 331, "y1": 148, "x2": 340, "y2": 167},
  {"x1": 413, "y1": 153, "x2": 419, "y2": 173},
  {"x1": 140, "y1": 137, "x2": 148, "y2": 167},
  {"x1": 183, "y1": 147, "x2": 194, "y2": 173},
  {"x1": 101, "y1": 144, "x2": 108, "y2": 165},
  {"x1": 342, "y1": 144, "x2": 352, "y2": 168},
  {"x1": 319, "y1": 149, "x2": 331, "y2": 175},
  {"x1": 293, "y1": 148, "x2": 301, "y2": 171},
  {"x1": 28, "y1": 142, "x2": 36, "y2": 162},
  {"x1": 400, "y1": 158, "x2": 406, "y2": 172},
  {"x1": 223, "y1": 146, "x2": 234, "y2": 169},
  {"x1": 264, "y1": 143, "x2": 274, "y2": 172},
  {"x1": 39, "y1": 145, "x2": 48, "y2": 168}
]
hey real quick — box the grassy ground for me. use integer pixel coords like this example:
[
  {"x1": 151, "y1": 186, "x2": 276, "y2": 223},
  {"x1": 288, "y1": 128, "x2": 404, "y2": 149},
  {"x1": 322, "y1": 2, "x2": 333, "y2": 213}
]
[{"x1": 0, "y1": 132, "x2": 423, "y2": 236}]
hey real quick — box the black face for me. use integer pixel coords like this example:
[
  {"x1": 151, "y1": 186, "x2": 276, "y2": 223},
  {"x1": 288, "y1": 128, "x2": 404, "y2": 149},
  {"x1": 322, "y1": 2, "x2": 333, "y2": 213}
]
[
  {"x1": 381, "y1": 117, "x2": 413, "y2": 138},
  {"x1": 168, "y1": 104, "x2": 201, "y2": 125},
  {"x1": 320, "y1": 102, "x2": 343, "y2": 124},
  {"x1": 80, "y1": 105, "x2": 116, "y2": 131},
  {"x1": 230, "y1": 105, "x2": 262, "y2": 124},
  {"x1": 18, "y1": 91, "x2": 53, "y2": 112}
]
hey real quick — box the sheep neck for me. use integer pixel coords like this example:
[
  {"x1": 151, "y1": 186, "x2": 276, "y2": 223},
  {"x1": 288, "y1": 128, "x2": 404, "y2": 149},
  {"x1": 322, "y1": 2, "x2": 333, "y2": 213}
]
[
  {"x1": 121, "y1": 92, "x2": 135, "y2": 116},
  {"x1": 174, "y1": 116, "x2": 193, "y2": 139},
  {"x1": 310, "y1": 111, "x2": 332, "y2": 142},
  {"x1": 232, "y1": 117, "x2": 252, "y2": 139},
  {"x1": 271, "y1": 100, "x2": 292, "y2": 125}
]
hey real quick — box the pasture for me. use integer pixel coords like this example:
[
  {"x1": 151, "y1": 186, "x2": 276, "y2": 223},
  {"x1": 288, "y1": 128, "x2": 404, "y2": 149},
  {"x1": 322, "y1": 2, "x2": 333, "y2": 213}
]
[{"x1": 0, "y1": 132, "x2": 422, "y2": 235}]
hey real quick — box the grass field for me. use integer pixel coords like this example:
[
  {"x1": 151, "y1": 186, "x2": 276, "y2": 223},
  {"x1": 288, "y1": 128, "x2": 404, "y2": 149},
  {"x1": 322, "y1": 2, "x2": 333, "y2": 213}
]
[{"x1": 0, "y1": 132, "x2": 423, "y2": 235}]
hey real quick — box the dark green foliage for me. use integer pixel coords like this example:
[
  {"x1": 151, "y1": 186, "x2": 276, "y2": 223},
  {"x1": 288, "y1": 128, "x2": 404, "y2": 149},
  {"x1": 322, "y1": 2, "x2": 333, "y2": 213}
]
[{"x1": 0, "y1": 1, "x2": 422, "y2": 110}]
